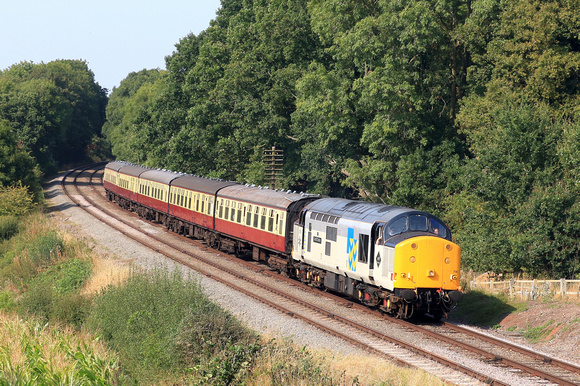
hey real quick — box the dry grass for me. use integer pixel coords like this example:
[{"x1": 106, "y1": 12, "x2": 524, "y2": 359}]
[
  {"x1": 81, "y1": 254, "x2": 132, "y2": 295},
  {"x1": 0, "y1": 311, "x2": 121, "y2": 383},
  {"x1": 246, "y1": 336, "x2": 444, "y2": 386},
  {"x1": 327, "y1": 355, "x2": 444, "y2": 385}
]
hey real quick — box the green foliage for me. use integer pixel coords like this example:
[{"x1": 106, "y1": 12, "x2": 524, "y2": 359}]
[
  {"x1": 87, "y1": 269, "x2": 257, "y2": 383},
  {"x1": 0, "y1": 215, "x2": 92, "y2": 327},
  {"x1": 0, "y1": 120, "x2": 42, "y2": 199},
  {"x1": 523, "y1": 320, "x2": 555, "y2": 343},
  {"x1": 0, "y1": 317, "x2": 124, "y2": 385},
  {"x1": 0, "y1": 216, "x2": 18, "y2": 240},
  {"x1": 0, "y1": 185, "x2": 36, "y2": 217},
  {"x1": 0, "y1": 290, "x2": 16, "y2": 311},
  {"x1": 0, "y1": 60, "x2": 107, "y2": 174}
]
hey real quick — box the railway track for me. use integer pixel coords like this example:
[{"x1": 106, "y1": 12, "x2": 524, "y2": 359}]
[{"x1": 59, "y1": 163, "x2": 580, "y2": 385}]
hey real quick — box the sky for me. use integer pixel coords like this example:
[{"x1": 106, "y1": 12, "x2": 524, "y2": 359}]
[{"x1": 1, "y1": 0, "x2": 222, "y2": 92}]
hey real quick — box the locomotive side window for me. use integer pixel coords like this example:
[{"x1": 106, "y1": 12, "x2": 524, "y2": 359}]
[{"x1": 358, "y1": 234, "x2": 369, "y2": 263}]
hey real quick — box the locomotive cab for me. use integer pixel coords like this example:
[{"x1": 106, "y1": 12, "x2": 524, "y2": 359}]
[{"x1": 374, "y1": 214, "x2": 462, "y2": 319}]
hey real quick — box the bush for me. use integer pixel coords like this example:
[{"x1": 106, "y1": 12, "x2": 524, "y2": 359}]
[
  {"x1": 0, "y1": 185, "x2": 36, "y2": 216},
  {"x1": 87, "y1": 269, "x2": 216, "y2": 383},
  {"x1": 0, "y1": 215, "x2": 18, "y2": 240}
]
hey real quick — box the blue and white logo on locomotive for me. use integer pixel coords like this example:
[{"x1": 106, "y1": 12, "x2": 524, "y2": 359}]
[{"x1": 347, "y1": 227, "x2": 358, "y2": 272}]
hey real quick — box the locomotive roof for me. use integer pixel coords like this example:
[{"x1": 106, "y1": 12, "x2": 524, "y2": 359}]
[
  {"x1": 305, "y1": 197, "x2": 417, "y2": 223},
  {"x1": 171, "y1": 174, "x2": 239, "y2": 195},
  {"x1": 218, "y1": 184, "x2": 319, "y2": 210}
]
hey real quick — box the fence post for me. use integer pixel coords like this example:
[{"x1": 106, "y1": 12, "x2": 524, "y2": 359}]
[{"x1": 560, "y1": 278, "x2": 566, "y2": 298}]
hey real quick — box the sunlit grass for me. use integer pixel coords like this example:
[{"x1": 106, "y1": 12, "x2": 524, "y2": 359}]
[{"x1": 0, "y1": 312, "x2": 124, "y2": 384}]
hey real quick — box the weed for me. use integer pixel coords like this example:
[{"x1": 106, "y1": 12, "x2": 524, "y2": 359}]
[{"x1": 523, "y1": 320, "x2": 554, "y2": 343}]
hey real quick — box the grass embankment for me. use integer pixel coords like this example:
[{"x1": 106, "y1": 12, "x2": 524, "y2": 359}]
[{"x1": 0, "y1": 212, "x2": 443, "y2": 385}]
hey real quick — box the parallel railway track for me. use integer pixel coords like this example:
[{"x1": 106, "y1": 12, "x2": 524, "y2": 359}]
[{"x1": 59, "y1": 163, "x2": 580, "y2": 385}]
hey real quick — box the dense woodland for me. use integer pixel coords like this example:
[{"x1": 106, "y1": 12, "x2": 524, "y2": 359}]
[{"x1": 1, "y1": 0, "x2": 579, "y2": 278}]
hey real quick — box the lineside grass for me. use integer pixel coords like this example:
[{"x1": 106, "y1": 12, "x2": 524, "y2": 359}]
[{"x1": 0, "y1": 311, "x2": 124, "y2": 384}]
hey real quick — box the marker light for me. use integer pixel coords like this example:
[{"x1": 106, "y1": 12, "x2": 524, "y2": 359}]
[
  {"x1": 445, "y1": 257, "x2": 451, "y2": 264},
  {"x1": 427, "y1": 270, "x2": 435, "y2": 277},
  {"x1": 410, "y1": 256, "x2": 416, "y2": 263}
]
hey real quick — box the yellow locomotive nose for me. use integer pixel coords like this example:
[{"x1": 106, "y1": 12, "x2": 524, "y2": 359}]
[{"x1": 393, "y1": 236, "x2": 461, "y2": 290}]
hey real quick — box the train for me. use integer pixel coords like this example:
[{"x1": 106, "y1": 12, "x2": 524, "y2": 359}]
[{"x1": 103, "y1": 161, "x2": 462, "y2": 319}]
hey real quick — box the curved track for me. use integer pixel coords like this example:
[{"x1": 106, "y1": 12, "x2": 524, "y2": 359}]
[{"x1": 60, "y1": 163, "x2": 580, "y2": 385}]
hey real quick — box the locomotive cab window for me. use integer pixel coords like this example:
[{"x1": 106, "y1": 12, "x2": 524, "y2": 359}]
[
  {"x1": 409, "y1": 214, "x2": 428, "y2": 231},
  {"x1": 386, "y1": 217, "x2": 407, "y2": 236},
  {"x1": 429, "y1": 218, "x2": 447, "y2": 238}
]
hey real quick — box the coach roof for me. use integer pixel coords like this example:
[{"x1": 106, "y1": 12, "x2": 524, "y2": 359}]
[
  {"x1": 218, "y1": 184, "x2": 318, "y2": 210},
  {"x1": 171, "y1": 174, "x2": 239, "y2": 195}
]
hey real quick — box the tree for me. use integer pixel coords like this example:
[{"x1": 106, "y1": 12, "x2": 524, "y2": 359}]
[
  {"x1": 0, "y1": 60, "x2": 107, "y2": 173},
  {"x1": 0, "y1": 120, "x2": 42, "y2": 200}
]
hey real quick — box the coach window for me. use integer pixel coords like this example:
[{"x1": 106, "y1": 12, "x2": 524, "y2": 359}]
[
  {"x1": 231, "y1": 203, "x2": 236, "y2": 221},
  {"x1": 238, "y1": 203, "x2": 243, "y2": 223},
  {"x1": 279, "y1": 214, "x2": 285, "y2": 235},
  {"x1": 260, "y1": 208, "x2": 267, "y2": 230},
  {"x1": 268, "y1": 210, "x2": 274, "y2": 232},
  {"x1": 246, "y1": 205, "x2": 252, "y2": 226},
  {"x1": 253, "y1": 206, "x2": 260, "y2": 228},
  {"x1": 219, "y1": 200, "x2": 224, "y2": 218}
]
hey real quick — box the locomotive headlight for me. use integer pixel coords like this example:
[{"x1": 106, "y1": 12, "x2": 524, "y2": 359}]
[
  {"x1": 409, "y1": 256, "x2": 416, "y2": 263},
  {"x1": 446, "y1": 244, "x2": 452, "y2": 251},
  {"x1": 450, "y1": 274, "x2": 458, "y2": 280},
  {"x1": 427, "y1": 270, "x2": 435, "y2": 277},
  {"x1": 401, "y1": 273, "x2": 407, "y2": 279},
  {"x1": 411, "y1": 243, "x2": 418, "y2": 250},
  {"x1": 445, "y1": 257, "x2": 451, "y2": 264}
]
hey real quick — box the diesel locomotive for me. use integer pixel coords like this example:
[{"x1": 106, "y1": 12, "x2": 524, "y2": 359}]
[{"x1": 103, "y1": 161, "x2": 462, "y2": 319}]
